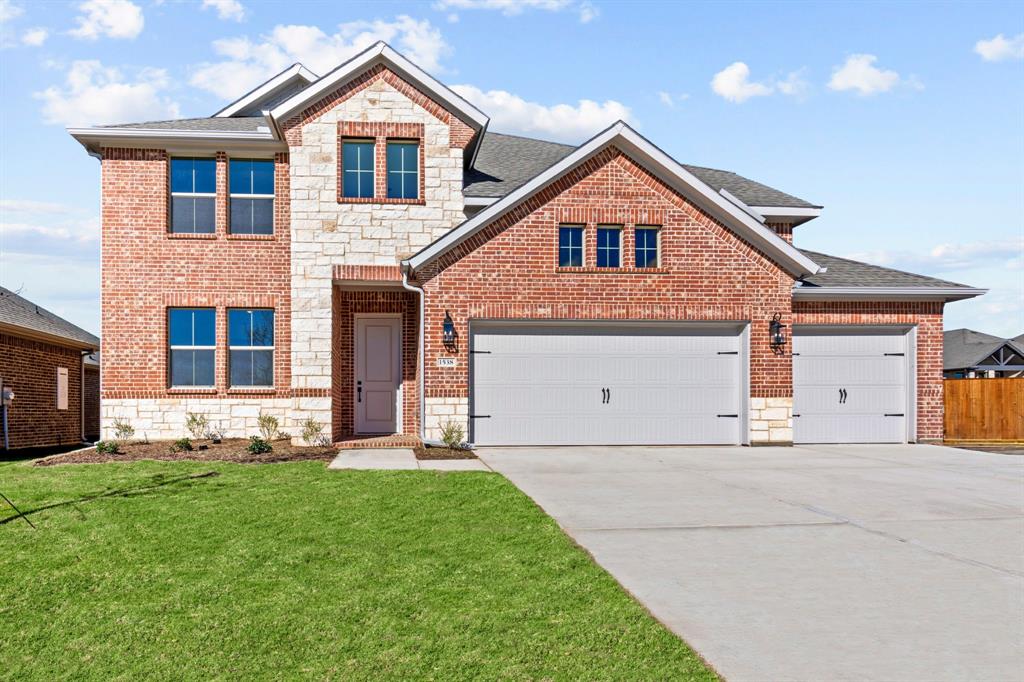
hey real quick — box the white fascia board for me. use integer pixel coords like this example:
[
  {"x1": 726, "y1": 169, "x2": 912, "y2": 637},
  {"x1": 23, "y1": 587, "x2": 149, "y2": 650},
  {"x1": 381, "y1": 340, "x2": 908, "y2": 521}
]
[
  {"x1": 463, "y1": 196, "x2": 499, "y2": 207},
  {"x1": 719, "y1": 188, "x2": 766, "y2": 223},
  {"x1": 68, "y1": 127, "x2": 285, "y2": 157},
  {"x1": 269, "y1": 42, "x2": 489, "y2": 132},
  {"x1": 406, "y1": 121, "x2": 821, "y2": 277},
  {"x1": 214, "y1": 63, "x2": 318, "y2": 118},
  {"x1": 750, "y1": 206, "x2": 823, "y2": 226},
  {"x1": 792, "y1": 286, "x2": 988, "y2": 302}
]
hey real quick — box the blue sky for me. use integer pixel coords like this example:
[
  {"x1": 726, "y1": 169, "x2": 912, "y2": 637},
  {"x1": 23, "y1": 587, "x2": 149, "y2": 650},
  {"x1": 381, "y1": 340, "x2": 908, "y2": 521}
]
[{"x1": 1, "y1": 0, "x2": 1021, "y2": 338}]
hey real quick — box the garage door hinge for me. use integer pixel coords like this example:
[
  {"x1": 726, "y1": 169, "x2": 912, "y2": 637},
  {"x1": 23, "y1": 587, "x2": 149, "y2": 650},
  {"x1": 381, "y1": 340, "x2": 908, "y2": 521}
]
[
  {"x1": 883, "y1": 352, "x2": 905, "y2": 356},
  {"x1": 884, "y1": 413, "x2": 904, "y2": 417},
  {"x1": 793, "y1": 414, "x2": 801, "y2": 417},
  {"x1": 469, "y1": 414, "x2": 491, "y2": 419},
  {"x1": 716, "y1": 414, "x2": 739, "y2": 418},
  {"x1": 717, "y1": 351, "x2": 739, "y2": 355},
  {"x1": 469, "y1": 350, "x2": 491, "y2": 354}
]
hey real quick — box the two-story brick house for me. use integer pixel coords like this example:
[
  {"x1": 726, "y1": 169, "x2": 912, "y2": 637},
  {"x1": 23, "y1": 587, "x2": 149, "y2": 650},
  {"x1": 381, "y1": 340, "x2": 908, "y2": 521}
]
[{"x1": 70, "y1": 42, "x2": 983, "y2": 447}]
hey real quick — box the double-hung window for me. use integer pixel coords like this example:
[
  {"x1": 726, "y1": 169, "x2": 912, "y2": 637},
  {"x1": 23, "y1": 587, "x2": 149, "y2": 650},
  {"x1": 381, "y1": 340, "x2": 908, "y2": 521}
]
[
  {"x1": 596, "y1": 226, "x2": 622, "y2": 268},
  {"x1": 558, "y1": 225, "x2": 585, "y2": 267},
  {"x1": 170, "y1": 158, "x2": 216, "y2": 233},
  {"x1": 342, "y1": 140, "x2": 375, "y2": 199},
  {"x1": 168, "y1": 308, "x2": 215, "y2": 387},
  {"x1": 230, "y1": 159, "x2": 274, "y2": 234},
  {"x1": 635, "y1": 227, "x2": 660, "y2": 267},
  {"x1": 229, "y1": 309, "x2": 274, "y2": 387},
  {"x1": 386, "y1": 141, "x2": 419, "y2": 200}
]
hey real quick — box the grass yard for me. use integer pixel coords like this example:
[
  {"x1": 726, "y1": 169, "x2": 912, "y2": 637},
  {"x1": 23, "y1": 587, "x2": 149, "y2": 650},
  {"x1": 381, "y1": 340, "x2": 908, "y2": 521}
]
[{"x1": 0, "y1": 460, "x2": 715, "y2": 680}]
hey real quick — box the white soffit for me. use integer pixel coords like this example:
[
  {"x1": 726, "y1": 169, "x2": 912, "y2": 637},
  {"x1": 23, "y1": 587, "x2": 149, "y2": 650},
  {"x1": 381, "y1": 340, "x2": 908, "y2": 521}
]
[{"x1": 214, "y1": 63, "x2": 319, "y2": 118}]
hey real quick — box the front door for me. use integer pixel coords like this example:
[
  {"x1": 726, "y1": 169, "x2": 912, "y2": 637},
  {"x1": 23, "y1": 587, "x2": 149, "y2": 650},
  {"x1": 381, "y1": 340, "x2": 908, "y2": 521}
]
[{"x1": 355, "y1": 316, "x2": 401, "y2": 434}]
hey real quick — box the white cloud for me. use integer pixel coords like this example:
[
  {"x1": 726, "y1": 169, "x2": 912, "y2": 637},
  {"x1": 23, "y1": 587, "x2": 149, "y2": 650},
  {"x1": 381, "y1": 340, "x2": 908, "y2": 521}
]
[
  {"x1": 777, "y1": 69, "x2": 809, "y2": 98},
  {"x1": 657, "y1": 91, "x2": 689, "y2": 108},
  {"x1": 848, "y1": 237, "x2": 1024, "y2": 273},
  {"x1": 974, "y1": 33, "x2": 1024, "y2": 62},
  {"x1": 0, "y1": 199, "x2": 80, "y2": 214},
  {"x1": 711, "y1": 62, "x2": 773, "y2": 103},
  {"x1": 202, "y1": 0, "x2": 245, "y2": 22},
  {"x1": 433, "y1": 0, "x2": 596, "y2": 22},
  {"x1": 827, "y1": 54, "x2": 904, "y2": 96},
  {"x1": 69, "y1": 0, "x2": 143, "y2": 40},
  {"x1": 21, "y1": 27, "x2": 46, "y2": 46},
  {"x1": 190, "y1": 16, "x2": 450, "y2": 99},
  {"x1": 451, "y1": 84, "x2": 632, "y2": 143},
  {"x1": 0, "y1": 0, "x2": 23, "y2": 23},
  {"x1": 34, "y1": 60, "x2": 180, "y2": 127}
]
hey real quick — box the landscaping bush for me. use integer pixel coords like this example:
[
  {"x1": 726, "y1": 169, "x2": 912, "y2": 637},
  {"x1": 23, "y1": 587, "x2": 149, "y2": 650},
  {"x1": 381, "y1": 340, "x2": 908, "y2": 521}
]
[
  {"x1": 257, "y1": 413, "x2": 279, "y2": 441},
  {"x1": 439, "y1": 420, "x2": 465, "y2": 450},
  {"x1": 184, "y1": 412, "x2": 209, "y2": 440},
  {"x1": 169, "y1": 438, "x2": 193, "y2": 453},
  {"x1": 247, "y1": 435, "x2": 273, "y2": 455},
  {"x1": 300, "y1": 418, "x2": 325, "y2": 446},
  {"x1": 95, "y1": 440, "x2": 120, "y2": 455},
  {"x1": 112, "y1": 418, "x2": 135, "y2": 444}
]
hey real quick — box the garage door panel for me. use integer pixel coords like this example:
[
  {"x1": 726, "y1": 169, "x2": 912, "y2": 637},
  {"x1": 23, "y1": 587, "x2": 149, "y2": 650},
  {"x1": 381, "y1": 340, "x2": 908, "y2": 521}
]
[{"x1": 471, "y1": 324, "x2": 745, "y2": 446}]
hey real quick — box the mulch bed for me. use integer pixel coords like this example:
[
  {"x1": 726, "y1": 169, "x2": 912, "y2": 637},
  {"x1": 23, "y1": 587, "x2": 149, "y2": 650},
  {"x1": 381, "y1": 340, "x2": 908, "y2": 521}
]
[
  {"x1": 413, "y1": 446, "x2": 477, "y2": 460},
  {"x1": 35, "y1": 439, "x2": 338, "y2": 466}
]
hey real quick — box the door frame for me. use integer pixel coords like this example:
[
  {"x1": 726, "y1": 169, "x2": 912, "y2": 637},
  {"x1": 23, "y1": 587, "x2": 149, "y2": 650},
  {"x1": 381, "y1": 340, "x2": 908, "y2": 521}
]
[
  {"x1": 353, "y1": 313, "x2": 403, "y2": 435},
  {"x1": 468, "y1": 319, "x2": 751, "y2": 446},
  {"x1": 792, "y1": 324, "x2": 917, "y2": 443}
]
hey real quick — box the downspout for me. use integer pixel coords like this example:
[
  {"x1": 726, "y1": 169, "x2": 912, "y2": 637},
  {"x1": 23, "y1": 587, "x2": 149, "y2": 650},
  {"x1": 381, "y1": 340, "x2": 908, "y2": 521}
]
[
  {"x1": 401, "y1": 266, "x2": 444, "y2": 447},
  {"x1": 80, "y1": 350, "x2": 90, "y2": 443}
]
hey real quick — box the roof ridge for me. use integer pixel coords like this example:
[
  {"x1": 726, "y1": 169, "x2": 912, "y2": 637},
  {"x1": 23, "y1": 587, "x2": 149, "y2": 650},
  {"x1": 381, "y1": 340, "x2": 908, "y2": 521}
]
[
  {"x1": 798, "y1": 249, "x2": 972, "y2": 289},
  {"x1": 485, "y1": 130, "x2": 577, "y2": 148}
]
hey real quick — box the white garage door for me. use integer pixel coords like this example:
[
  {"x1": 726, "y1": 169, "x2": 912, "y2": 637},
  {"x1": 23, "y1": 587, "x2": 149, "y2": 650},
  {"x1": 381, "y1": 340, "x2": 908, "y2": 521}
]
[
  {"x1": 469, "y1": 323, "x2": 746, "y2": 446},
  {"x1": 793, "y1": 327, "x2": 912, "y2": 444}
]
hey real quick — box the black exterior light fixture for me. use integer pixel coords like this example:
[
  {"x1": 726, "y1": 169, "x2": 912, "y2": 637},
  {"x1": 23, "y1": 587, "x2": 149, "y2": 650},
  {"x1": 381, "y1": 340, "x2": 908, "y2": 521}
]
[
  {"x1": 769, "y1": 313, "x2": 787, "y2": 355},
  {"x1": 442, "y1": 310, "x2": 458, "y2": 351}
]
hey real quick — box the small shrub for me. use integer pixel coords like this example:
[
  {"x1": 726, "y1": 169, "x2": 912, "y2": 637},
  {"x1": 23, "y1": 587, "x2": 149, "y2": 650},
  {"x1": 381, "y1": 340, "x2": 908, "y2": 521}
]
[
  {"x1": 111, "y1": 418, "x2": 135, "y2": 444},
  {"x1": 184, "y1": 412, "x2": 209, "y2": 440},
  {"x1": 95, "y1": 440, "x2": 120, "y2": 455},
  {"x1": 203, "y1": 426, "x2": 224, "y2": 443},
  {"x1": 257, "y1": 413, "x2": 279, "y2": 441},
  {"x1": 170, "y1": 438, "x2": 193, "y2": 453},
  {"x1": 439, "y1": 420, "x2": 465, "y2": 450},
  {"x1": 247, "y1": 435, "x2": 273, "y2": 455},
  {"x1": 300, "y1": 418, "x2": 325, "y2": 446}
]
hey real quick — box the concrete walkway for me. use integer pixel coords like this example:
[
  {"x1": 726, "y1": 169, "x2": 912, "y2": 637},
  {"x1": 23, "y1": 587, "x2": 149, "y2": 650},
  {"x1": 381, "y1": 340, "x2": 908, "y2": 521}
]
[
  {"x1": 479, "y1": 444, "x2": 1024, "y2": 682},
  {"x1": 328, "y1": 448, "x2": 490, "y2": 471}
]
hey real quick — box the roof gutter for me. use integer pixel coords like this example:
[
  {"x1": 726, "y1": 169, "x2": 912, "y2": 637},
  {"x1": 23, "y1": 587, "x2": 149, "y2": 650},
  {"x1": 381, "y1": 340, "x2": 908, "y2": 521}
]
[{"x1": 792, "y1": 286, "x2": 988, "y2": 302}]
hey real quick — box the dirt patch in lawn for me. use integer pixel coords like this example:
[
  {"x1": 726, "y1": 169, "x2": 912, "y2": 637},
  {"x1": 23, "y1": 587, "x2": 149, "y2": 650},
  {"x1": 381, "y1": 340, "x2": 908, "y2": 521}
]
[
  {"x1": 414, "y1": 446, "x2": 477, "y2": 460},
  {"x1": 35, "y1": 439, "x2": 337, "y2": 466}
]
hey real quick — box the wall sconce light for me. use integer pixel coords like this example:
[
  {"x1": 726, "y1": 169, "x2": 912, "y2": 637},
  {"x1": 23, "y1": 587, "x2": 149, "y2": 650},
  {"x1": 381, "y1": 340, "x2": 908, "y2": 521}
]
[
  {"x1": 769, "y1": 313, "x2": 787, "y2": 355},
  {"x1": 442, "y1": 310, "x2": 458, "y2": 351}
]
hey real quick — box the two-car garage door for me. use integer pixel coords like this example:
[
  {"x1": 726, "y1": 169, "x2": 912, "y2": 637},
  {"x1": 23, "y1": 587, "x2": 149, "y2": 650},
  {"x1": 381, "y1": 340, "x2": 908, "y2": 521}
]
[{"x1": 470, "y1": 324, "x2": 745, "y2": 446}]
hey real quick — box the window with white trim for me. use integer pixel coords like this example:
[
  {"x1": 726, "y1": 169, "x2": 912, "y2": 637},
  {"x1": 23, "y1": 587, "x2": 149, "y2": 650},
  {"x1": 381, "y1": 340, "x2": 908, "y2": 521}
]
[
  {"x1": 168, "y1": 308, "x2": 215, "y2": 387},
  {"x1": 170, "y1": 158, "x2": 216, "y2": 233},
  {"x1": 229, "y1": 309, "x2": 274, "y2": 387},
  {"x1": 230, "y1": 159, "x2": 274, "y2": 234},
  {"x1": 342, "y1": 140, "x2": 375, "y2": 198},
  {"x1": 634, "y1": 227, "x2": 660, "y2": 267},
  {"x1": 596, "y1": 225, "x2": 622, "y2": 268},
  {"x1": 386, "y1": 141, "x2": 419, "y2": 199}
]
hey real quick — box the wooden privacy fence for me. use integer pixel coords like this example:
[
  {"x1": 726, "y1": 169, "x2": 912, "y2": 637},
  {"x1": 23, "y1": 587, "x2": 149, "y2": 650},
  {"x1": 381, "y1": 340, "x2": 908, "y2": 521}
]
[{"x1": 944, "y1": 378, "x2": 1024, "y2": 441}]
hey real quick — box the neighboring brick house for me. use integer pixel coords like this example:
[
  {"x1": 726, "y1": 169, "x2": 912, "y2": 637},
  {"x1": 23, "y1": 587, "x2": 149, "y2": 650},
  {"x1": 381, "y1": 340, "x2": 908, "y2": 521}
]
[
  {"x1": 0, "y1": 288, "x2": 100, "y2": 450},
  {"x1": 69, "y1": 42, "x2": 984, "y2": 447}
]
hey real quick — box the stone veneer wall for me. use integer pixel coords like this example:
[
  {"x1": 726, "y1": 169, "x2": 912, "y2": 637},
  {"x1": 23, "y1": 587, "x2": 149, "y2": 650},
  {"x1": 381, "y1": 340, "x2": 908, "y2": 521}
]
[
  {"x1": 284, "y1": 70, "x2": 468, "y2": 441},
  {"x1": 750, "y1": 397, "x2": 793, "y2": 444},
  {"x1": 102, "y1": 398, "x2": 290, "y2": 441}
]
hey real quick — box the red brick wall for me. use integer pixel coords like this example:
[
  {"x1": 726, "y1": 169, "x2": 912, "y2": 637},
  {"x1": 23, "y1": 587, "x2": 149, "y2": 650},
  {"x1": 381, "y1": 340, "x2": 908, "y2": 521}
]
[
  {"x1": 100, "y1": 148, "x2": 292, "y2": 399},
  {"x1": 792, "y1": 300, "x2": 945, "y2": 442},
  {"x1": 84, "y1": 365, "x2": 100, "y2": 440},
  {"x1": 0, "y1": 333, "x2": 83, "y2": 449},
  {"x1": 416, "y1": 146, "x2": 797, "y2": 401},
  {"x1": 331, "y1": 289, "x2": 419, "y2": 437}
]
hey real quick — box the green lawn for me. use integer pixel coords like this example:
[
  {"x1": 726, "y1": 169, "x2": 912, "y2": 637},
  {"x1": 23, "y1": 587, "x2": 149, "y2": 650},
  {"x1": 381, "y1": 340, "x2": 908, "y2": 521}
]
[{"x1": 0, "y1": 460, "x2": 715, "y2": 680}]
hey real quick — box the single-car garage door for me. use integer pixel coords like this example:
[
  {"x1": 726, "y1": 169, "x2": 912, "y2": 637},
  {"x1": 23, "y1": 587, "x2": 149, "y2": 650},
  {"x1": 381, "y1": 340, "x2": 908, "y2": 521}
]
[
  {"x1": 469, "y1": 323, "x2": 747, "y2": 446},
  {"x1": 793, "y1": 327, "x2": 912, "y2": 444}
]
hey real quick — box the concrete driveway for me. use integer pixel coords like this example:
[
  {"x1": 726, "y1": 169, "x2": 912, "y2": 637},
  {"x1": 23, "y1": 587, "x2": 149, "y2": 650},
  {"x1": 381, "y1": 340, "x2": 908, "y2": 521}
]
[{"x1": 478, "y1": 444, "x2": 1024, "y2": 682}]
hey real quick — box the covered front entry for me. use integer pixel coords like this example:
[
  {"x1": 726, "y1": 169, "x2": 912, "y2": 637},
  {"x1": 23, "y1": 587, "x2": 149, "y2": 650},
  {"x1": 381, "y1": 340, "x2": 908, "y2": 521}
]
[
  {"x1": 469, "y1": 322, "x2": 748, "y2": 446},
  {"x1": 793, "y1": 327, "x2": 913, "y2": 443}
]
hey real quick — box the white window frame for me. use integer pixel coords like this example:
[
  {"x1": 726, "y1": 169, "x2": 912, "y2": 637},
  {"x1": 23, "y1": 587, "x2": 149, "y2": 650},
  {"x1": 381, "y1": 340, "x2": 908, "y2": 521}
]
[
  {"x1": 558, "y1": 224, "x2": 585, "y2": 267},
  {"x1": 170, "y1": 157, "x2": 216, "y2": 234},
  {"x1": 229, "y1": 158, "x2": 275, "y2": 234},
  {"x1": 634, "y1": 225, "x2": 661, "y2": 268},
  {"x1": 596, "y1": 224, "x2": 623, "y2": 268},
  {"x1": 169, "y1": 309, "x2": 216, "y2": 389},
  {"x1": 386, "y1": 140, "x2": 419, "y2": 200},
  {"x1": 342, "y1": 139, "x2": 376, "y2": 198},
  {"x1": 228, "y1": 309, "x2": 275, "y2": 388}
]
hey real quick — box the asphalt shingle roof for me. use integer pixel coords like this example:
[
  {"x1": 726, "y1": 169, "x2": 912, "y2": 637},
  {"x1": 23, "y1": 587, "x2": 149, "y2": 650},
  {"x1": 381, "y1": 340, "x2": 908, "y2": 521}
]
[
  {"x1": 0, "y1": 287, "x2": 99, "y2": 348},
  {"x1": 463, "y1": 131, "x2": 821, "y2": 209},
  {"x1": 796, "y1": 250, "x2": 976, "y2": 290},
  {"x1": 99, "y1": 116, "x2": 269, "y2": 132},
  {"x1": 943, "y1": 328, "x2": 1024, "y2": 371}
]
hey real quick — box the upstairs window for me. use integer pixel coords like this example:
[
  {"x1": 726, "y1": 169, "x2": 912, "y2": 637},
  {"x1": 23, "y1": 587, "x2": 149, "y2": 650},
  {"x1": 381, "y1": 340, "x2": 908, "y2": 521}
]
[
  {"x1": 230, "y1": 159, "x2": 274, "y2": 235},
  {"x1": 558, "y1": 225, "x2": 584, "y2": 267},
  {"x1": 168, "y1": 308, "x2": 215, "y2": 387},
  {"x1": 596, "y1": 226, "x2": 621, "y2": 268},
  {"x1": 229, "y1": 309, "x2": 274, "y2": 387},
  {"x1": 342, "y1": 140, "x2": 375, "y2": 198},
  {"x1": 635, "y1": 227, "x2": 660, "y2": 268},
  {"x1": 170, "y1": 158, "x2": 215, "y2": 233},
  {"x1": 386, "y1": 141, "x2": 419, "y2": 200}
]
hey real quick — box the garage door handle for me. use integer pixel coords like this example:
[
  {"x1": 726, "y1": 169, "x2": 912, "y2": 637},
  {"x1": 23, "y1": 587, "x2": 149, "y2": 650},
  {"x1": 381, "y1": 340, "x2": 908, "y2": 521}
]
[
  {"x1": 717, "y1": 414, "x2": 738, "y2": 418},
  {"x1": 884, "y1": 413, "x2": 904, "y2": 417}
]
